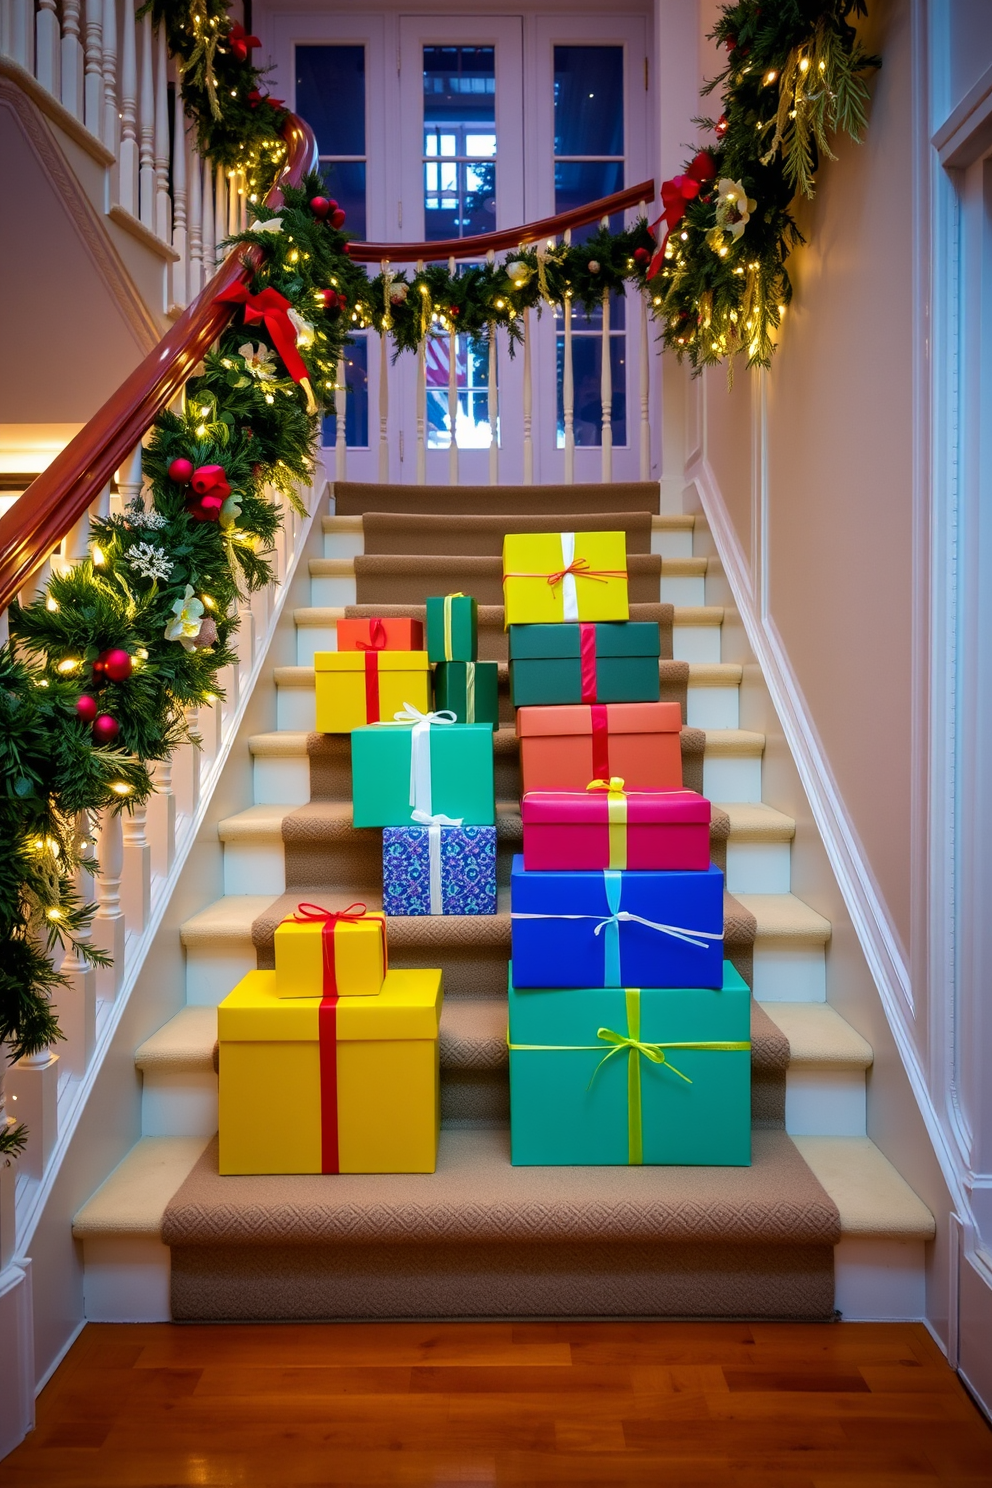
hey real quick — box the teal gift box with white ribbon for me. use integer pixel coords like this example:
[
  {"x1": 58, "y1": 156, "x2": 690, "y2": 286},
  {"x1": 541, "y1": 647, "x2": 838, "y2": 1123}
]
[
  {"x1": 351, "y1": 705, "x2": 495, "y2": 827},
  {"x1": 507, "y1": 962, "x2": 752, "y2": 1166}
]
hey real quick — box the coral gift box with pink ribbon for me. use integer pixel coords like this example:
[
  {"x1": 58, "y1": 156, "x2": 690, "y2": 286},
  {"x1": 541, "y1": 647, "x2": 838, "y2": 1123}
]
[
  {"x1": 502, "y1": 531, "x2": 629, "y2": 627},
  {"x1": 273, "y1": 904, "x2": 387, "y2": 998}
]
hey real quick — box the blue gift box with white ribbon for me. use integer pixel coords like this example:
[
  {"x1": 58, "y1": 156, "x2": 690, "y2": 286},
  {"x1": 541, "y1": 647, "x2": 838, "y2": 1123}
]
[
  {"x1": 383, "y1": 820, "x2": 497, "y2": 916},
  {"x1": 509, "y1": 856, "x2": 725, "y2": 989}
]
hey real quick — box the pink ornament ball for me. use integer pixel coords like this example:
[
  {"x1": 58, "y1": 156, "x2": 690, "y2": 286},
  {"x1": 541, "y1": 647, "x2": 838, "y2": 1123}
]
[
  {"x1": 330, "y1": 207, "x2": 346, "y2": 230},
  {"x1": 168, "y1": 457, "x2": 194, "y2": 485},
  {"x1": 98, "y1": 648, "x2": 133, "y2": 682},
  {"x1": 92, "y1": 713, "x2": 120, "y2": 744},
  {"x1": 309, "y1": 196, "x2": 331, "y2": 218},
  {"x1": 75, "y1": 694, "x2": 98, "y2": 723},
  {"x1": 633, "y1": 247, "x2": 651, "y2": 267}
]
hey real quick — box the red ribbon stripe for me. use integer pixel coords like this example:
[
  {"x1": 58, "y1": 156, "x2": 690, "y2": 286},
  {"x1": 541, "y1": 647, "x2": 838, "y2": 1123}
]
[
  {"x1": 590, "y1": 704, "x2": 611, "y2": 781},
  {"x1": 318, "y1": 994, "x2": 340, "y2": 1174}
]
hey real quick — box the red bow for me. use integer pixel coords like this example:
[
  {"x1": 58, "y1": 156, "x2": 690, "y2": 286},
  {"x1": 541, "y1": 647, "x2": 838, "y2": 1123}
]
[
  {"x1": 247, "y1": 88, "x2": 284, "y2": 110},
  {"x1": 215, "y1": 285, "x2": 313, "y2": 406},
  {"x1": 227, "y1": 23, "x2": 261, "y2": 62},
  {"x1": 647, "y1": 151, "x2": 718, "y2": 278},
  {"x1": 357, "y1": 619, "x2": 387, "y2": 651},
  {"x1": 293, "y1": 902, "x2": 372, "y2": 929},
  {"x1": 186, "y1": 464, "x2": 230, "y2": 522},
  {"x1": 292, "y1": 902, "x2": 388, "y2": 994},
  {"x1": 544, "y1": 558, "x2": 626, "y2": 589}
]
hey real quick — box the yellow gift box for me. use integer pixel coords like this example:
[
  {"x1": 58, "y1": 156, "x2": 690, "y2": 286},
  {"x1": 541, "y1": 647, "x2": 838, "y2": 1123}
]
[
  {"x1": 273, "y1": 907, "x2": 386, "y2": 999},
  {"x1": 314, "y1": 650, "x2": 431, "y2": 732},
  {"x1": 502, "y1": 531, "x2": 629, "y2": 627},
  {"x1": 218, "y1": 967, "x2": 443, "y2": 1175}
]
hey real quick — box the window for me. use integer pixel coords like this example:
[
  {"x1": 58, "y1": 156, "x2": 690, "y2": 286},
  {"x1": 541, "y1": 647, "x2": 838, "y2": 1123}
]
[
  {"x1": 322, "y1": 341, "x2": 369, "y2": 450},
  {"x1": 295, "y1": 46, "x2": 367, "y2": 239},
  {"x1": 553, "y1": 45, "x2": 627, "y2": 447},
  {"x1": 423, "y1": 46, "x2": 497, "y2": 240}
]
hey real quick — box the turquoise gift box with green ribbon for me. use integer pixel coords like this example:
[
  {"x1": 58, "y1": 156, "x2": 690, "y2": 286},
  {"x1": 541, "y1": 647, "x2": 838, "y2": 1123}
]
[{"x1": 507, "y1": 961, "x2": 751, "y2": 1166}]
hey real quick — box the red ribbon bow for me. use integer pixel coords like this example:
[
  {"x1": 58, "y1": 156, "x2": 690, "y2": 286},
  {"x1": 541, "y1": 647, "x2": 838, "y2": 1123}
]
[
  {"x1": 228, "y1": 23, "x2": 261, "y2": 61},
  {"x1": 356, "y1": 619, "x2": 388, "y2": 651},
  {"x1": 647, "y1": 151, "x2": 718, "y2": 279},
  {"x1": 186, "y1": 464, "x2": 231, "y2": 522},
  {"x1": 247, "y1": 89, "x2": 285, "y2": 110},
  {"x1": 216, "y1": 284, "x2": 309, "y2": 386}
]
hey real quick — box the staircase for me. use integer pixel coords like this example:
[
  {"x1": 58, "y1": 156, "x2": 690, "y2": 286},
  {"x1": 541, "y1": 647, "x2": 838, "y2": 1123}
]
[{"x1": 73, "y1": 481, "x2": 934, "y2": 1324}]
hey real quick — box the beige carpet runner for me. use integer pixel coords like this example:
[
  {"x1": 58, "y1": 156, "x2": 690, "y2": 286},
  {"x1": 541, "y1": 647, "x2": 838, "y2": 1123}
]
[{"x1": 164, "y1": 481, "x2": 841, "y2": 1321}]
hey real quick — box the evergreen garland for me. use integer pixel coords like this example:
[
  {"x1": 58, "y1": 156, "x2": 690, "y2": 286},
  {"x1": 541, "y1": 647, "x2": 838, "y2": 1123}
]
[{"x1": 1, "y1": 0, "x2": 878, "y2": 1155}]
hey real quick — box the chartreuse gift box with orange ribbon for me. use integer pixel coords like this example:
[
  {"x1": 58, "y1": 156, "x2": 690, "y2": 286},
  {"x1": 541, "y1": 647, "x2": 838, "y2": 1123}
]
[
  {"x1": 507, "y1": 964, "x2": 751, "y2": 1166},
  {"x1": 273, "y1": 903, "x2": 387, "y2": 999},
  {"x1": 218, "y1": 966, "x2": 443, "y2": 1175},
  {"x1": 314, "y1": 649, "x2": 431, "y2": 733},
  {"x1": 501, "y1": 531, "x2": 629, "y2": 627}
]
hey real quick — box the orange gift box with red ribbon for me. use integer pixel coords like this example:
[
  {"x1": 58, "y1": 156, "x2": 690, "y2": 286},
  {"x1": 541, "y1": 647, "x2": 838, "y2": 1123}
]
[{"x1": 516, "y1": 701, "x2": 684, "y2": 795}]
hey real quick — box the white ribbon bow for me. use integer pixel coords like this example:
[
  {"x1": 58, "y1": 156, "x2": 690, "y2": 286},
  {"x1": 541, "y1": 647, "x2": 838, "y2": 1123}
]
[
  {"x1": 411, "y1": 808, "x2": 464, "y2": 913},
  {"x1": 386, "y1": 703, "x2": 457, "y2": 816},
  {"x1": 510, "y1": 909, "x2": 722, "y2": 951}
]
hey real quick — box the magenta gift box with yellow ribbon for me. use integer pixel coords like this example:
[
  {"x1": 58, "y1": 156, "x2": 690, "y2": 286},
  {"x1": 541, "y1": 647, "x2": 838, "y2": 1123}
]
[{"x1": 521, "y1": 782, "x2": 712, "y2": 872}]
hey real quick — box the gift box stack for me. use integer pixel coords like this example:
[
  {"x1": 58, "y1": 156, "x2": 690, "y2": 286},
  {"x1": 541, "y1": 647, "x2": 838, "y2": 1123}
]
[
  {"x1": 218, "y1": 904, "x2": 443, "y2": 1175},
  {"x1": 314, "y1": 604, "x2": 499, "y2": 917},
  {"x1": 503, "y1": 528, "x2": 752, "y2": 1167}
]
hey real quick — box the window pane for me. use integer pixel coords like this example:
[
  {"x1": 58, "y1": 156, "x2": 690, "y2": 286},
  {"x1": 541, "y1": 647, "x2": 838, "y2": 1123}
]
[
  {"x1": 556, "y1": 291, "x2": 627, "y2": 332},
  {"x1": 554, "y1": 160, "x2": 623, "y2": 242},
  {"x1": 319, "y1": 161, "x2": 366, "y2": 239},
  {"x1": 554, "y1": 46, "x2": 623, "y2": 157},
  {"x1": 424, "y1": 160, "x2": 496, "y2": 239},
  {"x1": 322, "y1": 337, "x2": 369, "y2": 449},
  {"x1": 296, "y1": 46, "x2": 365, "y2": 156},
  {"x1": 556, "y1": 334, "x2": 627, "y2": 448},
  {"x1": 423, "y1": 47, "x2": 496, "y2": 128},
  {"x1": 426, "y1": 335, "x2": 497, "y2": 449}
]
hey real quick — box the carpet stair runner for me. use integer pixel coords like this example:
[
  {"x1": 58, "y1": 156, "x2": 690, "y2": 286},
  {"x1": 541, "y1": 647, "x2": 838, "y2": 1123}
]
[{"x1": 72, "y1": 481, "x2": 936, "y2": 1324}]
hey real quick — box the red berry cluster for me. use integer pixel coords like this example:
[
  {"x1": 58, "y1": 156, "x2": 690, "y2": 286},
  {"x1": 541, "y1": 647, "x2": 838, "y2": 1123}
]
[
  {"x1": 75, "y1": 647, "x2": 133, "y2": 742},
  {"x1": 309, "y1": 196, "x2": 347, "y2": 231}
]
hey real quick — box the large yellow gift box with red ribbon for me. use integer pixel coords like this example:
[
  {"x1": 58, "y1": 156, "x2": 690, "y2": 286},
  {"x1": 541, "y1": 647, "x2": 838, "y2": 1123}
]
[
  {"x1": 314, "y1": 650, "x2": 431, "y2": 733},
  {"x1": 274, "y1": 903, "x2": 387, "y2": 999},
  {"x1": 502, "y1": 530, "x2": 629, "y2": 627},
  {"x1": 218, "y1": 967, "x2": 443, "y2": 1175}
]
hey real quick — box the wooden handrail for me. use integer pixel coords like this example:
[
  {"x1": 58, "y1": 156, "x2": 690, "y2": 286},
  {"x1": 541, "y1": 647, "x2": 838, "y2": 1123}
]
[
  {"x1": 0, "y1": 114, "x2": 320, "y2": 611},
  {"x1": 344, "y1": 179, "x2": 655, "y2": 263}
]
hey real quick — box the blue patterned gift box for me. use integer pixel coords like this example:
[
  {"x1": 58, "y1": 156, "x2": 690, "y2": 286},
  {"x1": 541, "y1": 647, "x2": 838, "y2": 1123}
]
[{"x1": 383, "y1": 823, "x2": 497, "y2": 916}]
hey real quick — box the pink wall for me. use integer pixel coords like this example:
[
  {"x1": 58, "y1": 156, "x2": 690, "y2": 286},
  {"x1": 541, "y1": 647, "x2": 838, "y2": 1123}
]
[{"x1": 695, "y1": 0, "x2": 915, "y2": 954}]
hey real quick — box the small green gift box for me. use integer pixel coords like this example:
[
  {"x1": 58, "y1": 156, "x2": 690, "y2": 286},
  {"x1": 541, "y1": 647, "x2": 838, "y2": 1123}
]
[
  {"x1": 508, "y1": 961, "x2": 751, "y2": 1166},
  {"x1": 509, "y1": 621, "x2": 660, "y2": 707},
  {"x1": 427, "y1": 593, "x2": 478, "y2": 663},
  {"x1": 433, "y1": 661, "x2": 499, "y2": 727},
  {"x1": 351, "y1": 713, "x2": 495, "y2": 827}
]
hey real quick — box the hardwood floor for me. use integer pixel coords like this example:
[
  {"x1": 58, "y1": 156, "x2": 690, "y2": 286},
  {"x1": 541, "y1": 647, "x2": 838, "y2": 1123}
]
[{"x1": 1, "y1": 1321, "x2": 990, "y2": 1486}]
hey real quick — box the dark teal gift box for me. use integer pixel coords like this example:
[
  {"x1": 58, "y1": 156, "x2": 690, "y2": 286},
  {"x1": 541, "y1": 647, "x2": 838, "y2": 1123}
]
[
  {"x1": 509, "y1": 621, "x2": 660, "y2": 707},
  {"x1": 507, "y1": 961, "x2": 751, "y2": 1166}
]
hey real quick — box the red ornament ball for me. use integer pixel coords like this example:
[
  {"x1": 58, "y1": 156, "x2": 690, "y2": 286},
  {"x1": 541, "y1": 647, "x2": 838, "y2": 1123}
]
[
  {"x1": 75, "y1": 694, "x2": 98, "y2": 723},
  {"x1": 92, "y1": 713, "x2": 120, "y2": 744},
  {"x1": 97, "y1": 648, "x2": 133, "y2": 682},
  {"x1": 633, "y1": 247, "x2": 651, "y2": 267},
  {"x1": 449, "y1": 305, "x2": 460, "y2": 317},
  {"x1": 309, "y1": 196, "x2": 331, "y2": 218},
  {"x1": 330, "y1": 207, "x2": 346, "y2": 230},
  {"x1": 168, "y1": 457, "x2": 194, "y2": 485}
]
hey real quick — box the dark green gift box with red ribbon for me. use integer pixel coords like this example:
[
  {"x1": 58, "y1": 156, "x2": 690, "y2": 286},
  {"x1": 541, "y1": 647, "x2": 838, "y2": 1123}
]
[{"x1": 509, "y1": 621, "x2": 660, "y2": 708}]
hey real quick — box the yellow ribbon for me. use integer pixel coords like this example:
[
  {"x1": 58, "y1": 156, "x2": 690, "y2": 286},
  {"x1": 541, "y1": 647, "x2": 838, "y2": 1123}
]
[
  {"x1": 587, "y1": 777, "x2": 628, "y2": 870},
  {"x1": 464, "y1": 660, "x2": 476, "y2": 723},
  {"x1": 508, "y1": 988, "x2": 750, "y2": 1165},
  {"x1": 443, "y1": 592, "x2": 466, "y2": 661}
]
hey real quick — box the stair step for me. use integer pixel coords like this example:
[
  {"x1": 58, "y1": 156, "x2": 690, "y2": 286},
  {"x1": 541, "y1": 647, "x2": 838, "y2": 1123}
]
[
  {"x1": 720, "y1": 802, "x2": 796, "y2": 894},
  {"x1": 702, "y1": 729, "x2": 765, "y2": 804},
  {"x1": 760, "y1": 1002, "x2": 872, "y2": 1137},
  {"x1": 331, "y1": 479, "x2": 663, "y2": 517},
  {"x1": 308, "y1": 553, "x2": 666, "y2": 609},
  {"x1": 180, "y1": 894, "x2": 278, "y2": 1004},
  {"x1": 734, "y1": 893, "x2": 832, "y2": 1003},
  {"x1": 793, "y1": 1136, "x2": 935, "y2": 1241},
  {"x1": 323, "y1": 511, "x2": 696, "y2": 560}
]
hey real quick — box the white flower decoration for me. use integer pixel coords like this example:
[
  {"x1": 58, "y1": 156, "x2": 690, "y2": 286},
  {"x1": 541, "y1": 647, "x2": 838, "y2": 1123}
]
[
  {"x1": 164, "y1": 584, "x2": 205, "y2": 651},
  {"x1": 126, "y1": 500, "x2": 167, "y2": 530},
  {"x1": 287, "y1": 308, "x2": 315, "y2": 349},
  {"x1": 714, "y1": 178, "x2": 756, "y2": 242},
  {"x1": 127, "y1": 542, "x2": 173, "y2": 581},
  {"x1": 250, "y1": 216, "x2": 283, "y2": 234},
  {"x1": 238, "y1": 342, "x2": 277, "y2": 381},
  {"x1": 504, "y1": 259, "x2": 533, "y2": 287}
]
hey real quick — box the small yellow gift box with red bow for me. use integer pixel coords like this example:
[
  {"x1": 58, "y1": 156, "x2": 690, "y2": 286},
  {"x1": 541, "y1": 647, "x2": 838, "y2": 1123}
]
[{"x1": 273, "y1": 903, "x2": 387, "y2": 999}]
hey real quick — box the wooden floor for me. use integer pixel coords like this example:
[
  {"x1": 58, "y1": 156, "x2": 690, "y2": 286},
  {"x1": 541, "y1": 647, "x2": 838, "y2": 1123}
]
[{"x1": 1, "y1": 1321, "x2": 990, "y2": 1486}]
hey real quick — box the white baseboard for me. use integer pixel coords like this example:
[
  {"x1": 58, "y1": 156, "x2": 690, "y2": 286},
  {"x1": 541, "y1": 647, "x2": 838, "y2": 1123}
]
[{"x1": 0, "y1": 1262, "x2": 35, "y2": 1460}]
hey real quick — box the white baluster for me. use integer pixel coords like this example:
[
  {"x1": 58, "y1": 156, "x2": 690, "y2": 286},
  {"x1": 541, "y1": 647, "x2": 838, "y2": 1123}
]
[
  {"x1": 118, "y1": 0, "x2": 138, "y2": 216},
  {"x1": 171, "y1": 102, "x2": 188, "y2": 307},
  {"x1": 6, "y1": 1050, "x2": 59, "y2": 1179},
  {"x1": 116, "y1": 442, "x2": 143, "y2": 513},
  {"x1": 639, "y1": 283, "x2": 650, "y2": 481},
  {"x1": 227, "y1": 169, "x2": 238, "y2": 235},
  {"x1": 600, "y1": 285, "x2": 612, "y2": 484},
  {"x1": 148, "y1": 756, "x2": 176, "y2": 874},
  {"x1": 121, "y1": 800, "x2": 151, "y2": 933},
  {"x1": 522, "y1": 304, "x2": 533, "y2": 485},
  {"x1": 487, "y1": 326, "x2": 498, "y2": 486},
  {"x1": 416, "y1": 259, "x2": 427, "y2": 484},
  {"x1": 138, "y1": 8, "x2": 154, "y2": 228},
  {"x1": 154, "y1": 22, "x2": 170, "y2": 241},
  {"x1": 50, "y1": 816, "x2": 96, "y2": 1076},
  {"x1": 378, "y1": 258, "x2": 390, "y2": 483},
  {"x1": 335, "y1": 352, "x2": 347, "y2": 483},
  {"x1": 101, "y1": 0, "x2": 117, "y2": 152},
  {"x1": 187, "y1": 138, "x2": 203, "y2": 298},
  {"x1": 7, "y1": 0, "x2": 34, "y2": 71},
  {"x1": 61, "y1": 0, "x2": 84, "y2": 118},
  {"x1": 83, "y1": 0, "x2": 103, "y2": 135},
  {"x1": 447, "y1": 257, "x2": 458, "y2": 486},
  {"x1": 214, "y1": 163, "x2": 227, "y2": 260},
  {"x1": 201, "y1": 155, "x2": 215, "y2": 272},
  {"x1": 93, "y1": 808, "x2": 125, "y2": 1000},
  {"x1": 563, "y1": 296, "x2": 575, "y2": 484},
  {"x1": 36, "y1": 0, "x2": 60, "y2": 99}
]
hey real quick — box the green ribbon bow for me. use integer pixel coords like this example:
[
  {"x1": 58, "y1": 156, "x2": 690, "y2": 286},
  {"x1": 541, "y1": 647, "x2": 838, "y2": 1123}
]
[{"x1": 508, "y1": 988, "x2": 751, "y2": 1165}]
